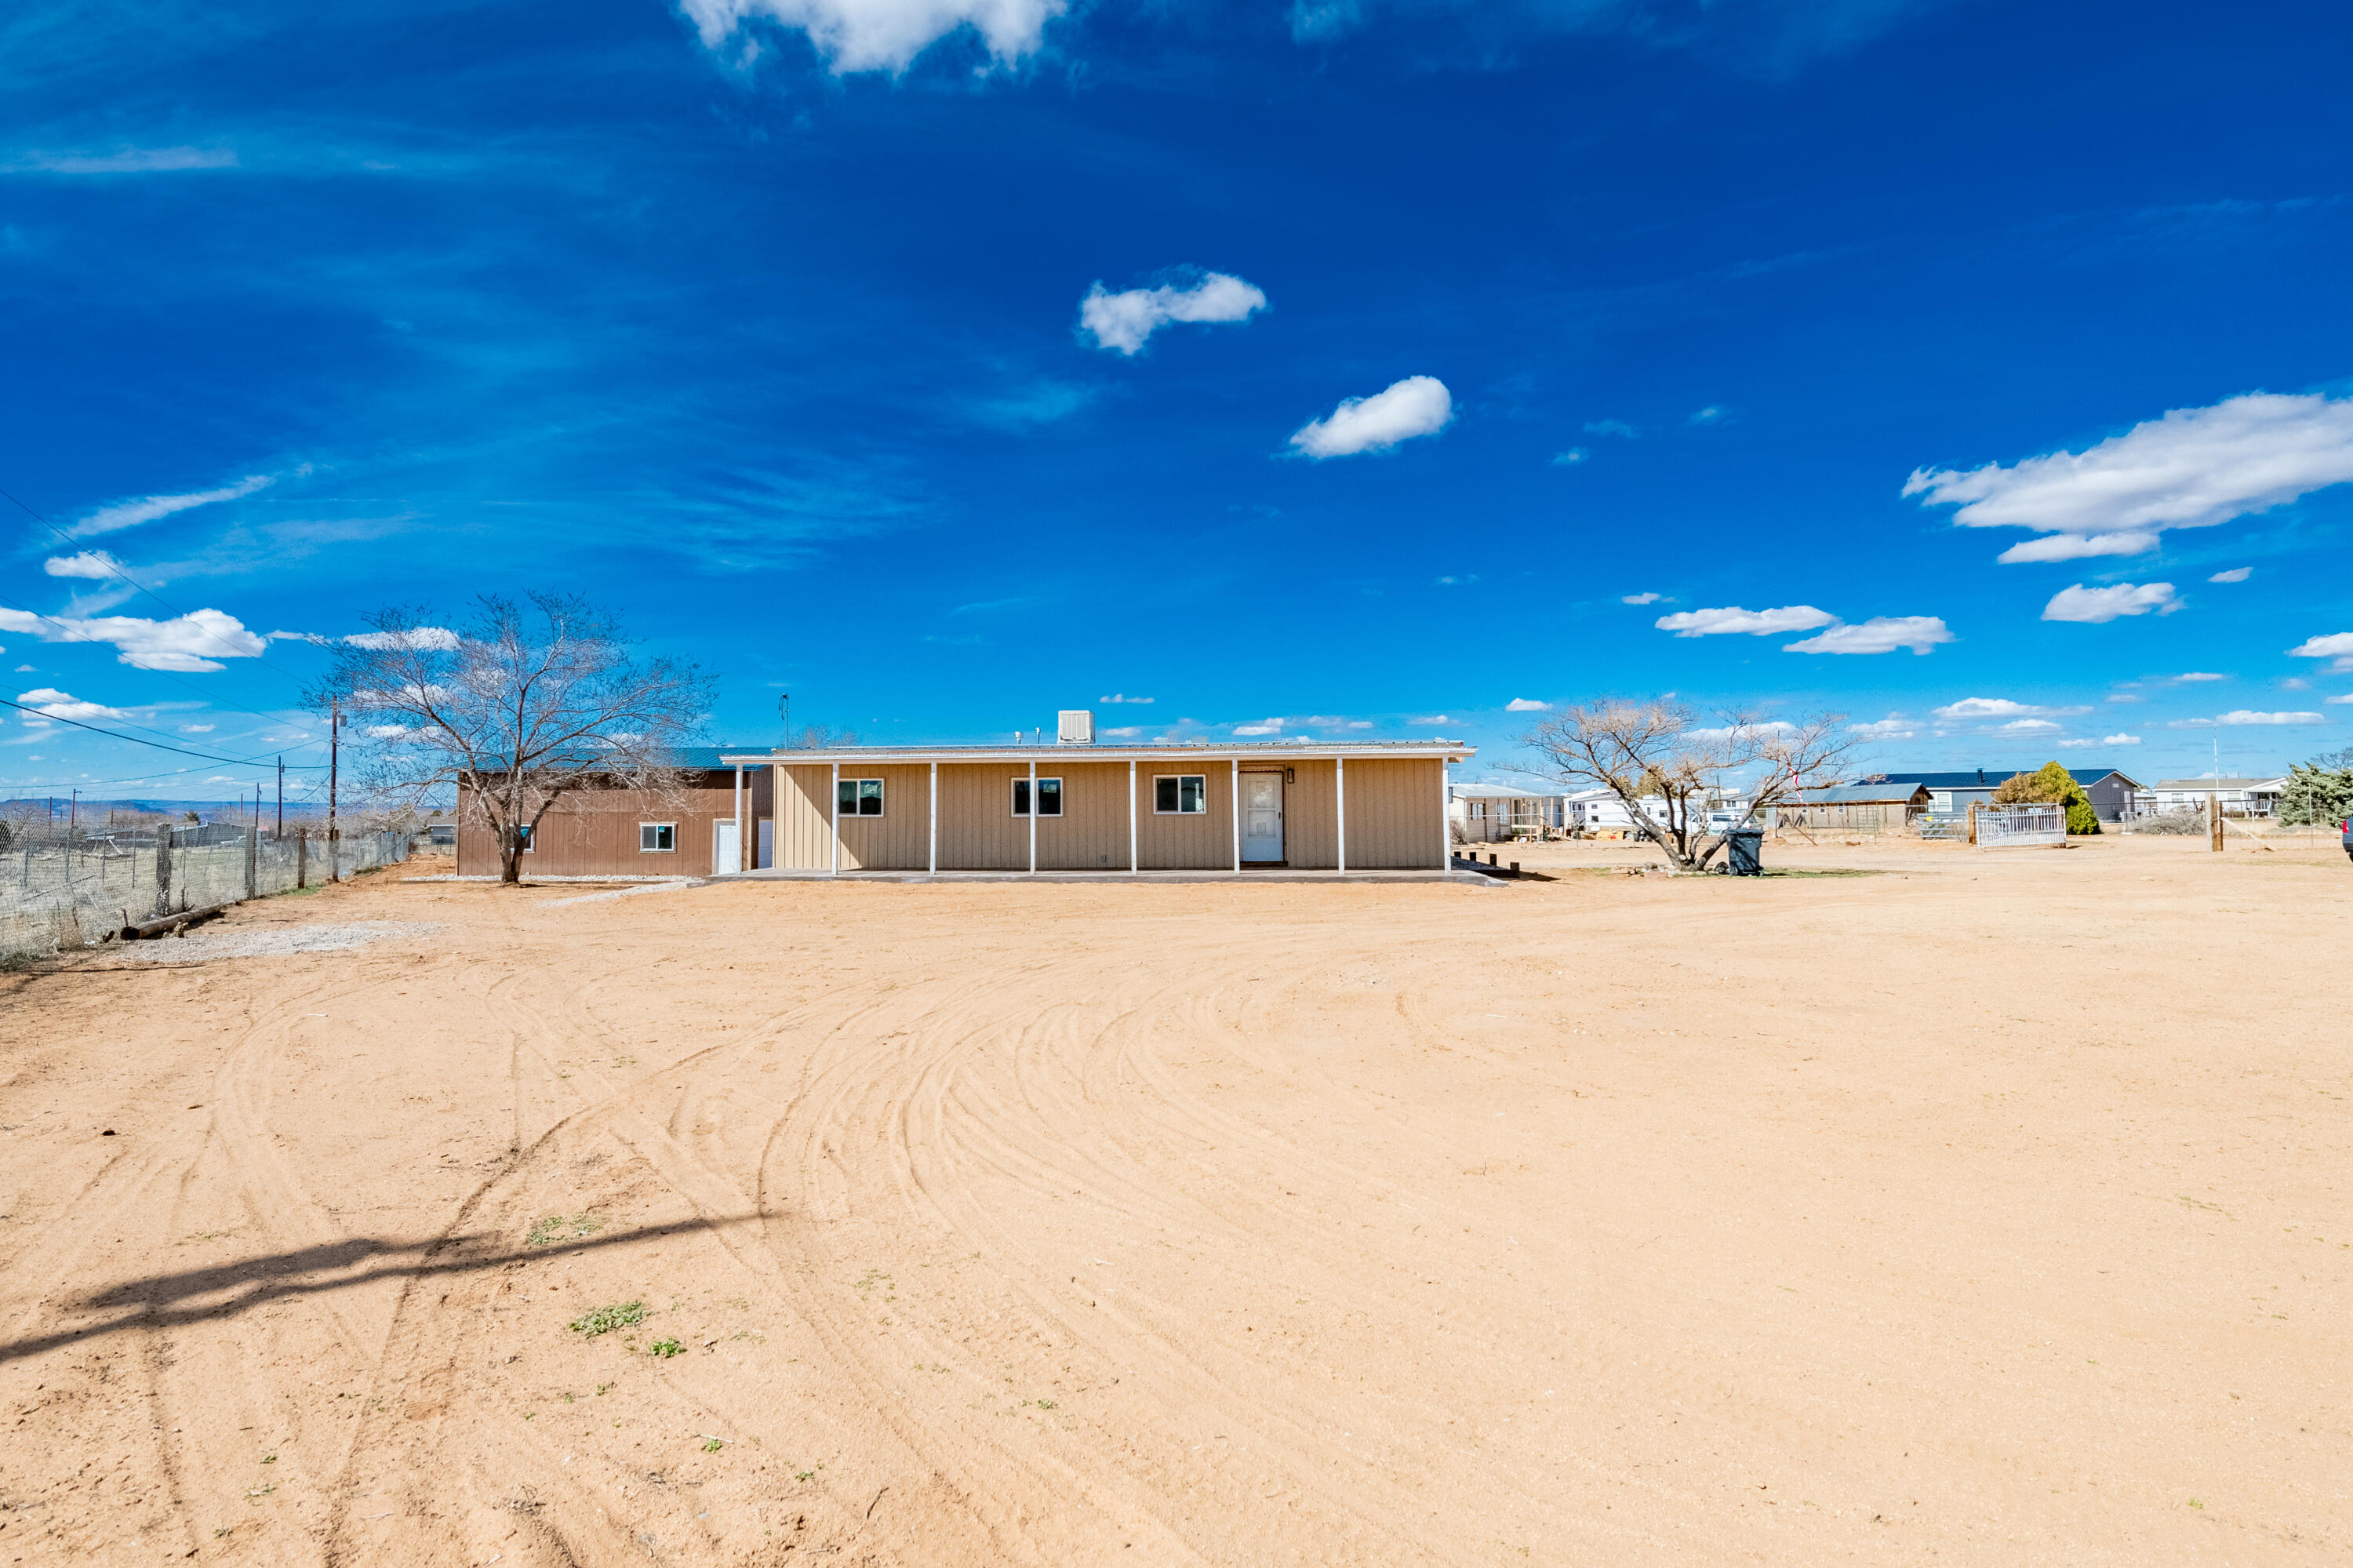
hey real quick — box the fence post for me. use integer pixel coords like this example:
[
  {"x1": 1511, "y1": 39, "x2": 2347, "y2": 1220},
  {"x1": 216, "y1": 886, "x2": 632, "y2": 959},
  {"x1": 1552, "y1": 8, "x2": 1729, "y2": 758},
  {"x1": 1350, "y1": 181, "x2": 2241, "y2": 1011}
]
[
  {"x1": 297, "y1": 828, "x2": 308, "y2": 889},
  {"x1": 1966, "y1": 802, "x2": 1978, "y2": 846},
  {"x1": 155, "y1": 834, "x2": 173, "y2": 916},
  {"x1": 245, "y1": 826, "x2": 258, "y2": 900},
  {"x1": 2209, "y1": 791, "x2": 2222, "y2": 853}
]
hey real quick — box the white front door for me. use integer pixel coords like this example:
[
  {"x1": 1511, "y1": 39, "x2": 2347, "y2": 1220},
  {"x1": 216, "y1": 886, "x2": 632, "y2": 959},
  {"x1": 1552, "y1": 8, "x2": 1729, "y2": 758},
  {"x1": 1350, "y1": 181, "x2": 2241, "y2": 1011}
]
[
  {"x1": 1241, "y1": 773, "x2": 1284, "y2": 863},
  {"x1": 714, "y1": 820, "x2": 740, "y2": 875}
]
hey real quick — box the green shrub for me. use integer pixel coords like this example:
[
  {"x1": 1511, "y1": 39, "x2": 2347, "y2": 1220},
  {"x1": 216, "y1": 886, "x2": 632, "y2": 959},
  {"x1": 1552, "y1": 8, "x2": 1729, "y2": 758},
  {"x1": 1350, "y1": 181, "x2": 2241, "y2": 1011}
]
[{"x1": 569, "y1": 1301, "x2": 646, "y2": 1337}]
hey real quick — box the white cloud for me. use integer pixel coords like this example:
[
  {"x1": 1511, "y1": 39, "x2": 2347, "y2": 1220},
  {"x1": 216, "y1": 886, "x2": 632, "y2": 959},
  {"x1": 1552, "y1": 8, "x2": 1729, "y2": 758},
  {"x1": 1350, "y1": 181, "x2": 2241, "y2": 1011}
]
[
  {"x1": 180, "y1": 723, "x2": 216, "y2": 733},
  {"x1": 2282, "y1": 677, "x2": 2311, "y2": 689},
  {"x1": 1851, "y1": 716, "x2": 1914, "y2": 740},
  {"x1": 1995, "y1": 719, "x2": 2062, "y2": 733},
  {"x1": 2327, "y1": 695, "x2": 2353, "y2": 706},
  {"x1": 2169, "y1": 711, "x2": 2329, "y2": 728},
  {"x1": 2208, "y1": 566, "x2": 2253, "y2": 583},
  {"x1": 2286, "y1": 632, "x2": 2353, "y2": 661},
  {"x1": 677, "y1": 0, "x2": 1064, "y2": 71},
  {"x1": 1905, "y1": 392, "x2": 2353, "y2": 551},
  {"x1": 14, "y1": 687, "x2": 128, "y2": 722},
  {"x1": 2107, "y1": 693, "x2": 2143, "y2": 703},
  {"x1": 1078, "y1": 271, "x2": 1267, "y2": 355},
  {"x1": 1097, "y1": 693, "x2": 1155, "y2": 704},
  {"x1": 2173, "y1": 671, "x2": 2226, "y2": 682},
  {"x1": 1685, "y1": 719, "x2": 1798, "y2": 741},
  {"x1": 1995, "y1": 530, "x2": 2158, "y2": 564},
  {"x1": 1409, "y1": 714, "x2": 1453, "y2": 726},
  {"x1": 342, "y1": 626, "x2": 462, "y2": 652},
  {"x1": 1289, "y1": 376, "x2": 1453, "y2": 459},
  {"x1": 71, "y1": 472, "x2": 273, "y2": 539},
  {"x1": 1689, "y1": 406, "x2": 1726, "y2": 425},
  {"x1": 1551, "y1": 448, "x2": 1588, "y2": 465},
  {"x1": 9, "y1": 146, "x2": 237, "y2": 175},
  {"x1": 1233, "y1": 719, "x2": 1283, "y2": 736},
  {"x1": 2042, "y1": 581, "x2": 2180, "y2": 623},
  {"x1": 0, "y1": 607, "x2": 267, "y2": 672},
  {"x1": 1656, "y1": 604, "x2": 1835, "y2": 638},
  {"x1": 1783, "y1": 615, "x2": 1954, "y2": 655},
  {"x1": 1504, "y1": 697, "x2": 1549, "y2": 711},
  {"x1": 43, "y1": 550, "x2": 128, "y2": 580},
  {"x1": 1620, "y1": 592, "x2": 1662, "y2": 605},
  {"x1": 1102, "y1": 725, "x2": 1143, "y2": 737},
  {"x1": 2102, "y1": 733, "x2": 2141, "y2": 744},
  {"x1": 1584, "y1": 419, "x2": 1639, "y2": 439},
  {"x1": 1933, "y1": 697, "x2": 2057, "y2": 720}
]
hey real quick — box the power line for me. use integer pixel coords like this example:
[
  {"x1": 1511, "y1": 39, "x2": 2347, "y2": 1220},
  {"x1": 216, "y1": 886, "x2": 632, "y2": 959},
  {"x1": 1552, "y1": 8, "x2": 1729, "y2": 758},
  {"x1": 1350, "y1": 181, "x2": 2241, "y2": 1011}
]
[
  {"x1": 0, "y1": 482, "x2": 315, "y2": 689},
  {"x1": 0, "y1": 695, "x2": 325, "y2": 769}
]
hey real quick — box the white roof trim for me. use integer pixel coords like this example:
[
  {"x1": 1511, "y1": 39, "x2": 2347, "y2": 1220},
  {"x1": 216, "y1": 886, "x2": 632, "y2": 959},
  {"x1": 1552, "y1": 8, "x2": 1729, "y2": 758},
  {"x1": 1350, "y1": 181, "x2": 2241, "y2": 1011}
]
[{"x1": 723, "y1": 744, "x2": 1475, "y2": 766}]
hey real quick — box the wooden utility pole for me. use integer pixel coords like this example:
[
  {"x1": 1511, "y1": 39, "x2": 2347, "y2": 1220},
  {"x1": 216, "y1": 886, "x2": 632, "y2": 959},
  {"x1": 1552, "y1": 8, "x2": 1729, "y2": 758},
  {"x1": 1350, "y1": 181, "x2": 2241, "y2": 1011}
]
[
  {"x1": 275, "y1": 756, "x2": 284, "y2": 840},
  {"x1": 2209, "y1": 790, "x2": 2223, "y2": 853},
  {"x1": 329, "y1": 700, "x2": 342, "y2": 882}
]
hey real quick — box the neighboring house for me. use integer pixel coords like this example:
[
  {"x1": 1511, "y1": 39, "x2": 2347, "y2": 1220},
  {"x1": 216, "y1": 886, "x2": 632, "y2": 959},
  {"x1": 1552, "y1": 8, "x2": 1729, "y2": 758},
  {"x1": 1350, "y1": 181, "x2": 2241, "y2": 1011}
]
[
  {"x1": 1562, "y1": 788, "x2": 1638, "y2": 832},
  {"x1": 2153, "y1": 777, "x2": 2287, "y2": 818},
  {"x1": 1861, "y1": 767, "x2": 2145, "y2": 821},
  {"x1": 1777, "y1": 781, "x2": 1933, "y2": 835},
  {"x1": 1448, "y1": 784, "x2": 1566, "y2": 842}
]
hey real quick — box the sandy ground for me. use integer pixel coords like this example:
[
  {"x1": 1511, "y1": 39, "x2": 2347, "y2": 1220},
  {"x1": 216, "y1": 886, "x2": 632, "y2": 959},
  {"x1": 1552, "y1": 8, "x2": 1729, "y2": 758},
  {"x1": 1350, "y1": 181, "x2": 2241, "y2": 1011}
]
[{"x1": 0, "y1": 833, "x2": 2347, "y2": 1566}]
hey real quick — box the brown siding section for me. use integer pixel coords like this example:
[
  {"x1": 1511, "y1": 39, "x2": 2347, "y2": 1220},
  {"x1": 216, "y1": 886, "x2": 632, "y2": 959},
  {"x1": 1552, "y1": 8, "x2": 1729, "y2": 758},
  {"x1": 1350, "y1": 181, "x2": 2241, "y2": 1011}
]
[
  {"x1": 453, "y1": 755, "x2": 1449, "y2": 876},
  {"x1": 454, "y1": 774, "x2": 740, "y2": 877}
]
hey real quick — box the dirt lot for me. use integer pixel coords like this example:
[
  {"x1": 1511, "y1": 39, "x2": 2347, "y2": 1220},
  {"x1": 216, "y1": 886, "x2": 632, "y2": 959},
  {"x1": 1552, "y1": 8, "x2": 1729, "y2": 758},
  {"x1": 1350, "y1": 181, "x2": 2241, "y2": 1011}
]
[{"x1": 1, "y1": 833, "x2": 2347, "y2": 1565}]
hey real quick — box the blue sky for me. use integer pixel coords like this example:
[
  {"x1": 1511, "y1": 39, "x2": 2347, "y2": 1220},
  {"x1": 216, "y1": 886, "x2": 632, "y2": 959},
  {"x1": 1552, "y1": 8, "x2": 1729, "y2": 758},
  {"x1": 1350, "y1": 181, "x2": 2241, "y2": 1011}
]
[{"x1": 5, "y1": 0, "x2": 2352, "y2": 800}]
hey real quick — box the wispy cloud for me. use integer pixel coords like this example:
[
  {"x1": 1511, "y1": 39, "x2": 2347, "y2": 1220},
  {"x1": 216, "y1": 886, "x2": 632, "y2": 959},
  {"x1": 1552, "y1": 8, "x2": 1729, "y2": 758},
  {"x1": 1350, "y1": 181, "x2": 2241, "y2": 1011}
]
[
  {"x1": 1907, "y1": 391, "x2": 2353, "y2": 558},
  {"x1": 1290, "y1": 377, "x2": 1453, "y2": 459},
  {"x1": 1852, "y1": 715, "x2": 1914, "y2": 740},
  {"x1": 1551, "y1": 447, "x2": 1589, "y2": 465},
  {"x1": 1079, "y1": 271, "x2": 1267, "y2": 355},
  {"x1": 1584, "y1": 419, "x2": 1639, "y2": 439},
  {"x1": 1995, "y1": 530, "x2": 2156, "y2": 563},
  {"x1": 69, "y1": 472, "x2": 275, "y2": 539},
  {"x1": 1232, "y1": 718, "x2": 1283, "y2": 736},
  {"x1": 7, "y1": 146, "x2": 237, "y2": 175},
  {"x1": 2172, "y1": 671, "x2": 2226, "y2": 682},
  {"x1": 2042, "y1": 581, "x2": 2180, "y2": 623},
  {"x1": 1933, "y1": 697, "x2": 2089, "y2": 720},
  {"x1": 2101, "y1": 733, "x2": 2141, "y2": 744},
  {"x1": 1097, "y1": 693, "x2": 1154, "y2": 704},
  {"x1": 1620, "y1": 591, "x2": 1662, "y2": 605},
  {"x1": 1504, "y1": 697, "x2": 1548, "y2": 711},
  {"x1": 2208, "y1": 566, "x2": 2253, "y2": 582},
  {"x1": 2168, "y1": 711, "x2": 2329, "y2": 727},
  {"x1": 1656, "y1": 604, "x2": 1835, "y2": 637},
  {"x1": 1783, "y1": 616, "x2": 1953, "y2": 655}
]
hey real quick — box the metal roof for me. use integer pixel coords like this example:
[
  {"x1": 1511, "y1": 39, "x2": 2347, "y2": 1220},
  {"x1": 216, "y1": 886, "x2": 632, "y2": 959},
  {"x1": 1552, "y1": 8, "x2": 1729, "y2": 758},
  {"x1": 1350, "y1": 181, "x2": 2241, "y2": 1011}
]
[
  {"x1": 1790, "y1": 783, "x2": 1930, "y2": 805},
  {"x1": 2154, "y1": 777, "x2": 2286, "y2": 791},
  {"x1": 1862, "y1": 767, "x2": 2143, "y2": 790}
]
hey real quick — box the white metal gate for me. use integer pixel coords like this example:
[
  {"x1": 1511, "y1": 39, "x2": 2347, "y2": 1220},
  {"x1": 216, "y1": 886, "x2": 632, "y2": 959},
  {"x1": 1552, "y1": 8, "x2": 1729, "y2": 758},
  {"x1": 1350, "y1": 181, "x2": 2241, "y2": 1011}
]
[{"x1": 1977, "y1": 805, "x2": 2064, "y2": 847}]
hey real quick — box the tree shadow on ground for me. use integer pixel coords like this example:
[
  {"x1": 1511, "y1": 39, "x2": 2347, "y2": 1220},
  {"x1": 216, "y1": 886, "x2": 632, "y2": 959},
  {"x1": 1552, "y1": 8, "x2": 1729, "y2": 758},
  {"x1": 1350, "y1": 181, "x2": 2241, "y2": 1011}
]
[{"x1": 2, "y1": 1215, "x2": 757, "y2": 1365}]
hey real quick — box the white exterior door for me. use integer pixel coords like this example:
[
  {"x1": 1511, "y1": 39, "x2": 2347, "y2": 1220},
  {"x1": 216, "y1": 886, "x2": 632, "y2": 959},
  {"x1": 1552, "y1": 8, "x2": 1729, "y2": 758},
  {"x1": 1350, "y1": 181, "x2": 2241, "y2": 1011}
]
[
  {"x1": 1241, "y1": 773, "x2": 1284, "y2": 863},
  {"x1": 714, "y1": 820, "x2": 740, "y2": 875}
]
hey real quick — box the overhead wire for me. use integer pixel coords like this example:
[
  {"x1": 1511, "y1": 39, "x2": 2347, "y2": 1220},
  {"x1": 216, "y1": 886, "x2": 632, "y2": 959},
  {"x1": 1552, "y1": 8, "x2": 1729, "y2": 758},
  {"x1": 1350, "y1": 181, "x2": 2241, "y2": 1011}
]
[{"x1": 0, "y1": 695, "x2": 326, "y2": 769}]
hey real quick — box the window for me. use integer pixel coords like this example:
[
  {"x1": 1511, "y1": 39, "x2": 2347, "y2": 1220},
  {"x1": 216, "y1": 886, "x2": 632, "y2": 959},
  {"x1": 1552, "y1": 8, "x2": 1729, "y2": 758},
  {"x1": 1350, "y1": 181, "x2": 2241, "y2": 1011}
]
[
  {"x1": 639, "y1": 822, "x2": 676, "y2": 853},
  {"x1": 515, "y1": 824, "x2": 535, "y2": 853},
  {"x1": 1011, "y1": 777, "x2": 1063, "y2": 817},
  {"x1": 835, "y1": 778, "x2": 885, "y2": 817},
  {"x1": 1153, "y1": 774, "x2": 1208, "y2": 814}
]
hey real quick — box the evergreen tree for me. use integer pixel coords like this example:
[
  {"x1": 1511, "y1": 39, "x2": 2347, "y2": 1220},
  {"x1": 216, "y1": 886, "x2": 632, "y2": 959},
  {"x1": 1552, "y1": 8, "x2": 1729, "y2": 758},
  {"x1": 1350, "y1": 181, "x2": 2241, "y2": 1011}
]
[{"x1": 2278, "y1": 749, "x2": 2353, "y2": 826}]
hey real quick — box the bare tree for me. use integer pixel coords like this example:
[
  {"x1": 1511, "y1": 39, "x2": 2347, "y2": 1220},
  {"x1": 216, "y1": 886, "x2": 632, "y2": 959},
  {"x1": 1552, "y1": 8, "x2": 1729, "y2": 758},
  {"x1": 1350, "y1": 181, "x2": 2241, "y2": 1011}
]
[
  {"x1": 1522, "y1": 699, "x2": 1855, "y2": 871},
  {"x1": 311, "y1": 594, "x2": 715, "y2": 885}
]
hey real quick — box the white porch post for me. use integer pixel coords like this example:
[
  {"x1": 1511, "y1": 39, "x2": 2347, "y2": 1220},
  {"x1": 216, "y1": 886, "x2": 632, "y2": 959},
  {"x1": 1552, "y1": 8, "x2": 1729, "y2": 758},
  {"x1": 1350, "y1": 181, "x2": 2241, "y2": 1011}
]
[
  {"x1": 929, "y1": 762, "x2": 938, "y2": 876},
  {"x1": 1027, "y1": 758, "x2": 1038, "y2": 876},
  {"x1": 1127, "y1": 759, "x2": 1137, "y2": 876},
  {"x1": 831, "y1": 760, "x2": 841, "y2": 879},
  {"x1": 1231, "y1": 758, "x2": 1241, "y2": 875},
  {"x1": 1336, "y1": 755, "x2": 1347, "y2": 876},
  {"x1": 1438, "y1": 758, "x2": 1449, "y2": 870},
  {"x1": 733, "y1": 765, "x2": 744, "y2": 875}
]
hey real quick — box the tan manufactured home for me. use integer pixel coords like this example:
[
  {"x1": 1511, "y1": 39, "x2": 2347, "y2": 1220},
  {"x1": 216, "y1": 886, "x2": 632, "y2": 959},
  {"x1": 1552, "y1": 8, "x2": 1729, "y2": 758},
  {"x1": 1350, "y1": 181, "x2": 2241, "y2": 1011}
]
[{"x1": 719, "y1": 722, "x2": 1472, "y2": 877}]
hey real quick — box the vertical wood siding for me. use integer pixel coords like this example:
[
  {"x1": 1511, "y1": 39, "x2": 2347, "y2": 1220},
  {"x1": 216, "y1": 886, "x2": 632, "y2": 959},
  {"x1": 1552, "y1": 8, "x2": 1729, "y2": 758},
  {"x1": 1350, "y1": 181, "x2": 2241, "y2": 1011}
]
[
  {"x1": 1340, "y1": 758, "x2": 1444, "y2": 868},
  {"x1": 454, "y1": 777, "x2": 736, "y2": 877}
]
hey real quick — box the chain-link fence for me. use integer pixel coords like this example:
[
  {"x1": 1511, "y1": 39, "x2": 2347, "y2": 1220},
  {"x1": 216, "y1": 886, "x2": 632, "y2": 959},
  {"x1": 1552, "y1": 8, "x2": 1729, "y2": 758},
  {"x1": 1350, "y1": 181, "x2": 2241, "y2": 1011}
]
[{"x1": 2, "y1": 830, "x2": 414, "y2": 959}]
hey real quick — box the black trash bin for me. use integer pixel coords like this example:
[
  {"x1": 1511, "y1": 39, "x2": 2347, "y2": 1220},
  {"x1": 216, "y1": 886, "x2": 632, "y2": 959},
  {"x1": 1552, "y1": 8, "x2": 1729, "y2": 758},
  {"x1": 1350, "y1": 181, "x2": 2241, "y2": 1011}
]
[{"x1": 1727, "y1": 828, "x2": 1764, "y2": 876}]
